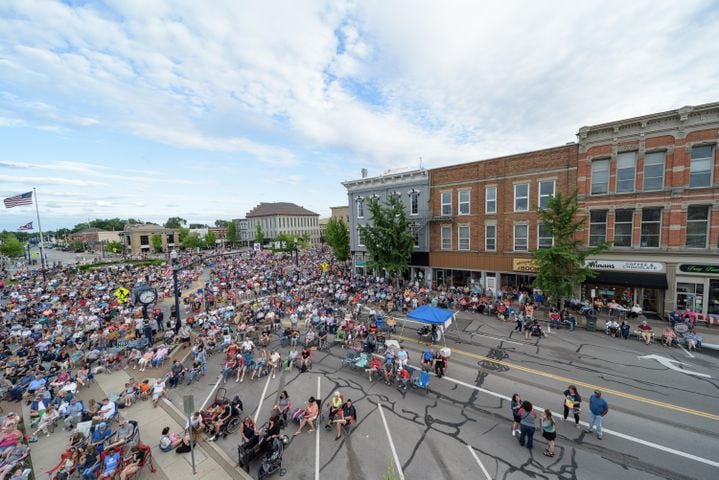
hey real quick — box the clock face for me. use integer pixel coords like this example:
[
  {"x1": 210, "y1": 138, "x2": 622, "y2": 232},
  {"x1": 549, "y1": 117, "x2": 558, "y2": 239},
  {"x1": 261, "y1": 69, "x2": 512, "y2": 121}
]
[{"x1": 138, "y1": 289, "x2": 157, "y2": 305}]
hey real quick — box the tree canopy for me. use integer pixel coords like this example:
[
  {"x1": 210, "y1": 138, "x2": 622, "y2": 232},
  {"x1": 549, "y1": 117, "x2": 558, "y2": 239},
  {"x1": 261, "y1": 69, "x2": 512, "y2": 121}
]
[
  {"x1": 325, "y1": 217, "x2": 350, "y2": 261},
  {"x1": 255, "y1": 224, "x2": 265, "y2": 245},
  {"x1": 164, "y1": 217, "x2": 187, "y2": 229},
  {"x1": 0, "y1": 234, "x2": 24, "y2": 258},
  {"x1": 214, "y1": 220, "x2": 229, "y2": 227},
  {"x1": 531, "y1": 190, "x2": 610, "y2": 305},
  {"x1": 358, "y1": 195, "x2": 415, "y2": 281},
  {"x1": 151, "y1": 234, "x2": 163, "y2": 253},
  {"x1": 226, "y1": 221, "x2": 237, "y2": 246},
  {"x1": 205, "y1": 230, "x2": 217, "y2": 247}
]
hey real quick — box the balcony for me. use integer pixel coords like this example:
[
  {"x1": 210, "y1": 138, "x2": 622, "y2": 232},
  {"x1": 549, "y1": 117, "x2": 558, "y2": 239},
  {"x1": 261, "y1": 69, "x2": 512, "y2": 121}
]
[{"x1": 429, "y1": 208, "x2": 453, "y2": 221}]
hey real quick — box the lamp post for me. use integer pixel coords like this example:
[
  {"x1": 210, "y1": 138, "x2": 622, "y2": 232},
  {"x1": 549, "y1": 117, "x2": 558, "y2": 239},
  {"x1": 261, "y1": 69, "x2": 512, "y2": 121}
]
[{"x1": 171, "y1": 250, "x2": 182, "y2": 335}]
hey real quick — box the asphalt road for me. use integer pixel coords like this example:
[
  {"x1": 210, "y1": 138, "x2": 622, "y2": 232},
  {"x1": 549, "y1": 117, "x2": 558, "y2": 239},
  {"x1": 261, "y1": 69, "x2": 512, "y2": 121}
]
[{"x1": 163, "y1": 308, "x2": 719, "y2": 480}]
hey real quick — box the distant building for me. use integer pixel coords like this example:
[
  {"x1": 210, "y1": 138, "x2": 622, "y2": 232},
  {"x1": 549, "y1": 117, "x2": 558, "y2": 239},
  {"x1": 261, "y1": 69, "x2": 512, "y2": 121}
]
[
  {"x1": 245, "y1": 202, "x2": 321, "y2": 245},
  {"x1": 121, "y1": 223, "x2": 179, "y2": 255},
  {"x1": 330, "y1": 206, "x2": 350, "y2": 224},
  {"x1": 68, "y1": 228, "x2": 122, "y2": 251},
  {"x1": 232, "y1": 218, "x2": 250, "y2": 247}
]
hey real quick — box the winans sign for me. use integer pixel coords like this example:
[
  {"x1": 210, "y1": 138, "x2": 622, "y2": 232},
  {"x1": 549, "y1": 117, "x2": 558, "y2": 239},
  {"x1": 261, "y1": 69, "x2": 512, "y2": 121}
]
[{"x1": 584, "y1": 260, "x2": 665, "y2": 273}]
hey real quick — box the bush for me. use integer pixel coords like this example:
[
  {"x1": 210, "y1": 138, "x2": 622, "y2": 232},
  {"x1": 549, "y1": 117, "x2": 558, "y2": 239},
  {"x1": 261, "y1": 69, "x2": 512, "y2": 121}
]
[{"x1": 77, "y1": 259, "x2": 166, "y2": 271}]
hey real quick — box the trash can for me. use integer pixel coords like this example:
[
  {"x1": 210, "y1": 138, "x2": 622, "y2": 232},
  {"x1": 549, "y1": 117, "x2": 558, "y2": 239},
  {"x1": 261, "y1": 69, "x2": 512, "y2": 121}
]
[{"x1": 585, "y1": 315, "x2": 597, "y2": 332}]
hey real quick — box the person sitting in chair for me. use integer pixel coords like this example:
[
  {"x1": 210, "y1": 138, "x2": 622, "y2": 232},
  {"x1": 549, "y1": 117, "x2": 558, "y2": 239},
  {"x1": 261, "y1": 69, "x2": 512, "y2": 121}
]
[
  {"x1": 332, "y1": 399, "x2": 356, "y2": 440},
  {"x1": 662, "y1": 326, "x2": 677, "y2": 348}
]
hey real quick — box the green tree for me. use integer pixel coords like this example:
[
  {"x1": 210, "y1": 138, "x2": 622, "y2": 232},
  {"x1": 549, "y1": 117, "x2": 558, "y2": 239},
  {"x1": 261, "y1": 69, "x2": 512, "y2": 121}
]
[
  {"x1": 214, "y1": 220, "x2": 229, "y2": 228},
  {"x1": 532, "y1": 190, "x2": 611, "y2": 306},
  {"x1": 205, "y1": 230, "x2": 217, "y2": 247},
  {"x1": 255, "y1": 224, "x2": 265, "y2": 245},
  {"x1": 188, "y1": 223, "x2": 208, "y2": 229},
  {"x1": 325, "y1": 217, "x2": 350, "y2": 261},
  {"x1": 226, "y1": 221, "x2": 237, "y2": 246},
  {"x1": 181, "y1": 232, "x2": 205, "y2": 250},
  {"x1": 68, "y1": 240, "x2": 84, "y2": 252},
  {"x1": 151, "y1": 234, "x2": 163, "y2": 253},
  {"x1": 164, "y1": 217, "x2": 187, "y2": 229},
  {"x1": 104, "y1": 240, "x2": 123, "y2": 253},
  {"x1": 359, "y1": 195, "x2": 415, "y2": 283},
  {"x1": 0, "y1": 234, "x2": 24, "y2": 257}
]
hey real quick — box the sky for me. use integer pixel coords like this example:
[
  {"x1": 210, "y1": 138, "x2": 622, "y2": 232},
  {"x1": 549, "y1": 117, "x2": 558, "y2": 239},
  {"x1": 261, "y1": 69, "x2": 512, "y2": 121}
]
[{"x1": 1, "y1": 0, "x2": 719, "y2": 231}]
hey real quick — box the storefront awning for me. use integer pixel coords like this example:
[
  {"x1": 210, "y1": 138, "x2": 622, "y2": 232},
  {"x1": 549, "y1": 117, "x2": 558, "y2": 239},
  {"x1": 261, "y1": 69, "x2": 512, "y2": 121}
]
[{"x1": 582, "y1": 271, "x2": 668, "y2": 289}]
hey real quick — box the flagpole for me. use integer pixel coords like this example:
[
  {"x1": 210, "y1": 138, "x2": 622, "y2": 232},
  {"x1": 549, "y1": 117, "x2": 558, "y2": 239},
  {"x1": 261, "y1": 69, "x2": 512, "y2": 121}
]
[{"x1": 32, "y1": 187, "x2": 47, "y2": 281}]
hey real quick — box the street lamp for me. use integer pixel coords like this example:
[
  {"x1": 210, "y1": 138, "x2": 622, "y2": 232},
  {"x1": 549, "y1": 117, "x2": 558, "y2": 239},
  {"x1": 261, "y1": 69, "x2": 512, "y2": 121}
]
[{"x1": 170, "y1": 250, "x2": 182, "y2": 334}]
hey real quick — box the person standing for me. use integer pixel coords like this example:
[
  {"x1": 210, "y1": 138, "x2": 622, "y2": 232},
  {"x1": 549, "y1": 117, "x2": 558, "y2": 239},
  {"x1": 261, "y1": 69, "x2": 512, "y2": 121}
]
[
  {"x1": 510, "y1": 393, "x2": 521, "y2": 437},
  {"x1": 517, "y1": 400, "x2": 537, "y2": 450},
  {"x1": 541, "y1": 409, "x2": 556, "y2": 457},
  {"x1": 562, "y1": 385, "x2": 581, "y2": 428},
  {"x1": 585, "y1": 390, "x2": 608, "y2": 440}
]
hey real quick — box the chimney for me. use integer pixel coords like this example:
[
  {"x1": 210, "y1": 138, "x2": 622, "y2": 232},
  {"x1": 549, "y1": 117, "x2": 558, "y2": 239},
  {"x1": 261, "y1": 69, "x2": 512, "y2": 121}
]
[{"x1": 361, "y1": 168, "x2": 368, "y2": 178}]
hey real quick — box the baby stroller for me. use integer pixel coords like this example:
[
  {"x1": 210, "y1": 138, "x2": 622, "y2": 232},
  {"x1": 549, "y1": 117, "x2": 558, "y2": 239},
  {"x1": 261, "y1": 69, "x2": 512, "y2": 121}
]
[
  {"x1": 529, "y1": 320, "x2": 545, "y2": 337},
  {"x1": 257, "y1": 437, "x2": 287, "y2": 479}
]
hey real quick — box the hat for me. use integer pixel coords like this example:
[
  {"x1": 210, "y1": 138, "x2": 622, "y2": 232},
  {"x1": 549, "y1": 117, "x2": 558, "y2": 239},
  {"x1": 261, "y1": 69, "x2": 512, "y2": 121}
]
[
  {"x1": 98, "y1": 422, "x2": 107, "y2": 428},
  {"x1": 333, "y1": 391, "x2": 341, "y2": 397},
  {"x1": 594, "y1": 390, "x2": 602, "y2": 396}
]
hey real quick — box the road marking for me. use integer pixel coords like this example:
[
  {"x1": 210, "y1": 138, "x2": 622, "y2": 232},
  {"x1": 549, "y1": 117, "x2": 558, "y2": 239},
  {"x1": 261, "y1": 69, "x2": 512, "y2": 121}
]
[
  {"x1": 638, "y1": 354, "x2": 710, "y2": 378},
  {"x1": 439, "y1": 372, "x2": 719, "y2": 469},
  {"x1": 316, "y1": 376, "x2": 321, "y2": 480},
  {"x1": 393, "y1": 333, "x2": 719, "y2": 421},
  {"x1": 678, "y1": 345, "x2": 695, "y2": 359},
  {"x1": 466, "y1": 445, "x2": 492, "y2": 480},
  {"x1": 253, "y1": 371, "x2": 273, "y2": 423},
  {"x1": 378, "y1": 403, "x2": 405, "y2": 480},
  {"x1": 200, "y1": 373, "x2": 223, "y2": 410}
]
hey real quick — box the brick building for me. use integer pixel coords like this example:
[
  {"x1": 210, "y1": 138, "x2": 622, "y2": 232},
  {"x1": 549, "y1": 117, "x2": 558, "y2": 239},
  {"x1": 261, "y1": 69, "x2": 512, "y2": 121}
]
[
  {"x1": 577, "y1": 102, "x2": 719, "y2": 316},
  {"x1": 428, "y1": 144, "x2": 578, "y2": 291}
]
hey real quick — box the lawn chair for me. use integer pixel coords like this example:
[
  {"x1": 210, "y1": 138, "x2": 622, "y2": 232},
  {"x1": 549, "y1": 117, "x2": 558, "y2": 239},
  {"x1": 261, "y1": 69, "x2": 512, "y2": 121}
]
[
  {"x1": 353, "y1": 352, "x2": 368, "y2": 369},
  {"x1": 413, "y1": 370, "x2": 430, "y2": 395},
  {"x1": 340, "y1": 350, "x2": 357, "y2": 368}
]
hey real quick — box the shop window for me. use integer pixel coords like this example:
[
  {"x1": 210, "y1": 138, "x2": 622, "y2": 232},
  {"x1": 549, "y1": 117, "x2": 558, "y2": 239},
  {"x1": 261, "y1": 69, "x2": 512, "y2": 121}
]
[
  {"x1": 458, "y1": 225, "x2": 470, "y2": 250},
  {"x1": 686, "y1": 205, "x2": 710, "y2": 248},
  {"x1": 643, "y1": 151, "x2": 665, "y2": 191},
  {"x1": 591, "y1": 159, "x2": 610, "y2": 195},
  {"x1": 538, "y1": 223, "x2": 553, "y2": 248},
  {"x1": 690, "y1": 145, "x2": 713, "y2": 188},
  {"x1": 589, "y1": 210, "x2": 607, "y2": 246},
  {"x1": 708, "y1": 279, "x2": 719, "y2": 315},
  {"x1": 441, "y1": 192, "x2": 452, "y2": 216},
  {"x1": 616, "y1": 151, "x2": 636, "y2": 193},
  {"x1": 538, "y1": 180, "x2": 555, "y2": 209},
  {"x1": 514, "y1": 224, "x2": 528, "y2": 251},
  {"x1": 514, "y1": 183, "x2": 529, "y2": 212},
  {"x1": 485, "y1": 224, "x2": 496, "y2": 251},
  {"x1": 640, "y1": 207, "x2": 661, "y2": 247},
  {"x1": 458, "y1": 190, "x2": 471, "y2": 215},
  {"x1": 441, "y1": 224, "x2": 452, "y2": 250},
  {"x1": 613, "y1": 209, "x2": 633, "y2": 247},
  {"x1": 485, "y1": 186, "x2": 497, "y2": 214},
  {"x1": 676, "y1": 282, "x2": 703, "y2": 311}
]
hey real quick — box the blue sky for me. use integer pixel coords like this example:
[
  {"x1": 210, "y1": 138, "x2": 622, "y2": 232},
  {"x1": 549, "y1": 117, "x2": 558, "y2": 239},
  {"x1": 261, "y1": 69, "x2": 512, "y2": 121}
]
[{"x1": 1, "y1": 0, "x2": 719, "y2": 231}]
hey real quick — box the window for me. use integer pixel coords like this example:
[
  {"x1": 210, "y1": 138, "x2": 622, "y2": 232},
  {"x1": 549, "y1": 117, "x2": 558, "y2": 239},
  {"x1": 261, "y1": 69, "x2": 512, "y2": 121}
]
[
  {"x1": 485, "y1": 225, "x2": 496, "y2": 251},
  {"x1": 458, "y1": 225, "x2": 470, "y2": 250},
  {"x1": 640, "y1": 207, "x2": 662, "y2": 247},
  {"x1": 357, "y1": 199, "x2": 364, "y2": 218},
  {"x1": 589, "y1": 210, "x2": 607, "y2": 246},
  {"x1": 458, "y1": 190, "x2": 470, "y2": 215},
  {"x1": 140, "y1": 235, "x2": 149, "y2": 246},
  {"x1": 686, "y1": 205, "x2": 710, "y2": 248},
  {"x1": 538, "y1": 223, "x2": 553, "y2": 248},
  {"x1": 643, "y1": 151, "x2": 665, "y2": 191},
  {"x1": 591, "y1": 159, "x2": 610, "y2": 195},
  {"x1": 676, "y1": 282, "x2": 704, "y2": 311},
  {"x1": 410, "y1": 193, "x2": 419, "y2": 215},
  {"x1": 356, "y1": 227, "x2": 363, "y2": 247},
  {"x1": 485, "y1": 186, "x2": 497, "y2": 214},
  {"x1": 513, "y1": 224, "x2": 528, "y2": 251},
  {"x1": 413, "y1": 230, "x2": 420, "y2": 248},
  {"x1": 514, "y1": 183, "x2": 529, "y2": 211},
  {"x1": 613, "y1": 209, "x2": 634, "y2": 247},
  {"x1": 690, "y1": 145, "x2": 713, "y2": 188},
  {"x1": 441, "y1": 192, "x2": 452, "y2": 216},
  {"x1": 538, "y1": 180, "x2": 555, "y2": 209},
  {"x1": 616, "y1": 151, "x2": 636, "y2": 193},
  {"x1": 441, "y1": 225, "x2": 452, "y2": 250}
]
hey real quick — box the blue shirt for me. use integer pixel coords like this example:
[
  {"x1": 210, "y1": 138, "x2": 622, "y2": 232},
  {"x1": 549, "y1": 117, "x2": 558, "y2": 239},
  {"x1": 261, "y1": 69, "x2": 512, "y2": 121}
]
[
  {"x1": 92, "y1": 427, "x2": 112, "y2": 444},
  {"x1": 28, "y1": 378, "x2": 46, "y2": 391},
  {"x1": 589, "y1": 396, "x2": 608, "y2": 415}
]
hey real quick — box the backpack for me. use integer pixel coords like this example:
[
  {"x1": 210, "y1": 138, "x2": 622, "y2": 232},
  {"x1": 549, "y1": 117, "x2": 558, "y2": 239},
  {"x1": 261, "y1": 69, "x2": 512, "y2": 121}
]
[{"x1": 291, "y1": 408, "x2": 304, "y2": 423}]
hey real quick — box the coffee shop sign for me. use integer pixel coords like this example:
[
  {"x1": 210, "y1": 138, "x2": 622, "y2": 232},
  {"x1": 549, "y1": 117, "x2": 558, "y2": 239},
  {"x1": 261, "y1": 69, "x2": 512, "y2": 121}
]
[{"x1": 584, "y1": 260, "x2": 665, "y2": 273}]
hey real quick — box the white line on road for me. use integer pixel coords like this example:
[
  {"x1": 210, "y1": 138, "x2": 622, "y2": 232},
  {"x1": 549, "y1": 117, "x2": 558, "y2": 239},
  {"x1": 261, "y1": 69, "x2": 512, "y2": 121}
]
[
  {"x1": 316, "y1": 376, "x2": 321, "y2": 480},
  {"x1": 253, "y1": 371, "x2": 273, "y2": 423},
  {"x1": 200, "y1": 373, "x2": 223, "y2": 410},
  {"x1": 466, "y1": 445, "x2": 492, "y2": 480},
  {"x1": 679, "y1": 344, "x2": 695, "y2": 358},
  {"x1": 378, "y1": 403, "x2": 406, "y2": 480}
]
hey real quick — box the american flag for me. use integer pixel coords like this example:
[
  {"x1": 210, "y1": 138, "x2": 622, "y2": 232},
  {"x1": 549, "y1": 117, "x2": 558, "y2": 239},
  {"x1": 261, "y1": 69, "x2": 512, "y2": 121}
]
[
  {"x1": 17, "y1": 221, "x2": 33, "y2": 231},
  {"x1": 3, "y1": 191, "x2": 33, "y2": 208}
]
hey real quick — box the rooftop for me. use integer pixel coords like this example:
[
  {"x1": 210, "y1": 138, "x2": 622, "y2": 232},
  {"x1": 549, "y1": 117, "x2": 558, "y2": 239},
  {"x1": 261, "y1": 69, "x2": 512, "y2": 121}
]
[{"x1": 246, "y1": 202, "x2": 319, "y2": 218}]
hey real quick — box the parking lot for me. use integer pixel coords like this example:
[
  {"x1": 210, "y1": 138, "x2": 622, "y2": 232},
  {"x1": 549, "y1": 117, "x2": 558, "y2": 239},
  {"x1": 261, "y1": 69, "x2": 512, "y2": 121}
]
[{"x1": 164, "y1": 312, "x2": 719, "y2": 480}]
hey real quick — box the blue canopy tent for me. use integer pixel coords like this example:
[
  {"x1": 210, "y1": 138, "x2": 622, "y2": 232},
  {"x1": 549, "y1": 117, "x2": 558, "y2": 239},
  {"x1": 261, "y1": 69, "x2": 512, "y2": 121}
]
[{"x1": 402, "y1": 305, "x2": 462, "y2": 344}]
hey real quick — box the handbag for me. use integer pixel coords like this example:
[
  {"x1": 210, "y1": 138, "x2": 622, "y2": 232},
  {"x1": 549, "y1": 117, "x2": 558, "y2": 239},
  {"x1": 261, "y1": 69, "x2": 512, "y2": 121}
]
[{"x1": 564, "y1": 398, "x2": 574, "y2": 409}]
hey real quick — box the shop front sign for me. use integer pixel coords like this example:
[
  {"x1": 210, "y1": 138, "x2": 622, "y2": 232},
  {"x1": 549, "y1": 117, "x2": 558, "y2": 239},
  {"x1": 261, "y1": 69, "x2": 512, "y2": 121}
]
[
  {"x1": 513, "y1": 258, "x2": 538, "y2": 273},
  {"x1": 584, "y1": 260, "x2": 665, "y2": 273},
  {"x1": 679, "y1": 264, "x2": 719, "y2": 275}
]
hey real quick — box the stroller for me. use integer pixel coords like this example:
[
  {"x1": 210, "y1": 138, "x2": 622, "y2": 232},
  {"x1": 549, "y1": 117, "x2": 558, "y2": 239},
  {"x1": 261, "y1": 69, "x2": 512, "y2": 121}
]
[
  {"x1": 257, "y1": 437, "x2": 287, "y2": 479},
  {"x1": 529, "y1": 320, "x2": 545, "y2": 337}
]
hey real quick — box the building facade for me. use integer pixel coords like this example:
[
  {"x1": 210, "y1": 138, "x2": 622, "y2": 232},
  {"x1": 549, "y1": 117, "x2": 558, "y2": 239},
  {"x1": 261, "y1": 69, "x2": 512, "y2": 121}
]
[
  {"x1": 121, "y1": 224, "x2": 179, "y2": 255},
  {"x1": 343, "y1": 168, "x2": 430, "y2": 279},
  {"x1": 68, "y1": 228, "x2": 122, "y2": 251},
  {"x1": 428, "y1": 145, "x2": 578, "y2": 292},
  {"x1": 577, "y1": 102, "x2": 719, "y2": 315},
  {"x1": 245, "y1": 202, "x2": 321, "y2": 245},
  {"x1": 330, "y1": 206, "x2": 350, "y2": 224}
]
